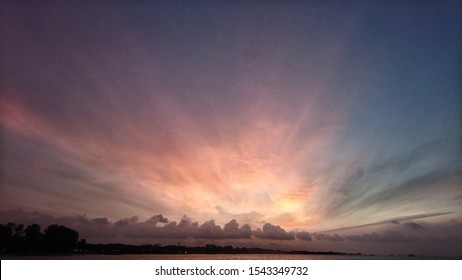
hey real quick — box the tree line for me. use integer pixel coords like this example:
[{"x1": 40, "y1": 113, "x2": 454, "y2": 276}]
[{"x1": 0, "y1": 223, "x2": 85, "y2": 254}]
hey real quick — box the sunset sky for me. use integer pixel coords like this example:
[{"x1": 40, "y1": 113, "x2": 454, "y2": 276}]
[{"x1": 1, "y1": 1, "x2": 461, "y2": 256}]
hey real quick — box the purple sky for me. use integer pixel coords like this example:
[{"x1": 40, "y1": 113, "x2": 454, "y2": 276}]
[{"x1": 1, "y1": 1, "x2": 461, "y2": 256}]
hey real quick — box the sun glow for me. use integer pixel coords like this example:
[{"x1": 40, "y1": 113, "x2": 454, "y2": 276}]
[{"x1": 276, "y1": 196, "x2": 303, "y2": 213}]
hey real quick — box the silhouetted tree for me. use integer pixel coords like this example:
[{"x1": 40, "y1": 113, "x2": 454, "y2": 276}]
[
  {"x1": 44, "y1": 224, "x2": 79, "y2": 253},
  {"x1": 0, "y1": 223, "x2": 25, "y2": 253},
  {"x1": 0, "y1": 223, "x2": 14, "y2": 253},
  {"x1": 77, "y1": 238, "x2": 87, "y2": 251},
  {"x1": 24, "y1": 224, "x2": 44, "y2": 253}
]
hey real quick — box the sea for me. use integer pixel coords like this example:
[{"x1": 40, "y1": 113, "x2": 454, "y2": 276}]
[{"x1": 2, "y1": 254, "x2": 457, "y2": 260}]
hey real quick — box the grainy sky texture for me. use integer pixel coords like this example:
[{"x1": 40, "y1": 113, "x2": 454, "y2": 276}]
[{"x1": 1, "y1": 0, "x2": 461, "y2": 256}]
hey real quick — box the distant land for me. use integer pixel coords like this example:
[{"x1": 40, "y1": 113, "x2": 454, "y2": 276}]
[{"x1": 77, "y1": 243, "x2": 357, "y2": 256}]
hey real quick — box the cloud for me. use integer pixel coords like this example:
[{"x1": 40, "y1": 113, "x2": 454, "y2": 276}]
[
  {"x1": 313, "y1": 233, "x2": 343, "y2": 241},
  {"x1": 145, "y1": 214, "x2": 169, "y2": 225},
  {"x1": 159, "y1": 216, "x2": 199, "y2": 239},
  {"x1": 91, "y1": 217, "x2": 109, "y2": 225},
  {"x1": 345, "y1": 230, "x2": 419, "y2": 243},
  {"x1": 0, "y1": 209, "x2": 459, "y2": 252},
  {"x1": 1, "y1": 0, "x2": 461, "y2": 256},
  {"x1": 115, "y1": 216, "x2": 139, "y2": 227},
  {"x1": 323, "y1": 212, "x2": 452, "y2": 232},
  {"x1": 223, "y1": 219, "x2": 252, "y2": 239},
  {"x1": 324, "y1": 140, "x2": 462, "y2": 220},
  {"x1": 295, "y1": 231, "x2": 312, "y2": 241},
  {"x1": 404, "y1": 222, "x2": 423, "y2": 230},
  {"x1": 254, "y1": 223, "x2": 295, "y2": 240},
  {"x1": 352, "y1": 170, "x2": 460, "y2": 212},
  {"x1": 196, "y1": 220, "x2": 224, "y2": 239}
]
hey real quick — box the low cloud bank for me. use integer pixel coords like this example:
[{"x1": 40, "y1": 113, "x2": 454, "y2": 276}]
[{"x1": 1, "y1": 209, "x2": 460, "y2": 245}]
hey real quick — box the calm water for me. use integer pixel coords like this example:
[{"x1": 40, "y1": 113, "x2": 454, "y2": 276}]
[{"x1": 3, "y1": 254, "x2": 455, "y2": 260}]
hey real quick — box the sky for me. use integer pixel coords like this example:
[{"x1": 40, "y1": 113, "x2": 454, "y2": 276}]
[{"x1": 1, "y1": 1, "x2": 461, "y2": 256}]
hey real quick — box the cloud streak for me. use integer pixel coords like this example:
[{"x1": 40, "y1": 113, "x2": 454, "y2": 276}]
[{"x1": 322, "y1": 212, "x2": 453, "y2": 233}]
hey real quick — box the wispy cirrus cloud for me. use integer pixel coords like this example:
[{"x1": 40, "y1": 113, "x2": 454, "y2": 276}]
[{"x1": 322, "y1": 212, "x2": 453, "y2": 233}]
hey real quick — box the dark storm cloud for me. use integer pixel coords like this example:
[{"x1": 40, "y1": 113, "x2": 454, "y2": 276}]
[
  {"x1": 313, "y1": 233, "x2": 344, "y2": 241},
  {"x1": 145, "y1": 214, "x2": 169, "y2": 225},
  {"x1": 424, "y1": 235, "x2": 462, "y2": 242},
  {"x1": 223, "y1": 219, "x2": 252, "y2": 239},
  {"x1": 253, "y1": 223, "x2": 295, "y2": 240},
  {"x1": 91, "y1": 217, "x2": 109, "y2": 225},
  {"x1": 192, "y1": 219, "x2": 253, "y2": 239},
  {"x1": 115, "y1": 216, "x2": 139, "y2": 227},
  {"x1": 295, "y1": 231, "x2": 313, "y2": 241},
  {"x1": 196, "y1": 220, "x2": 224, "y2": 239}
]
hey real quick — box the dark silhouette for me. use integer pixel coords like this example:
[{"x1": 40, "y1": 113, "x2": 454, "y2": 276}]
[
  {"x1": 77, "y1": 238, "x2": 87, "y2": 251},
  {"x1": 44, "y1": 224, "x2": 79, "y2": 253},
  {"x1": 0, "y1": 223, "x2": 25, "y2": 253},
  {"x1": 24, "y1": 224, "x2": 43, "y2": 253},
  {"x1": 0, "y1": 223, "x2": 82, "y2": 254},
  {"x1": 79, "y1": 243, "x2": 352, "y2": 256}
]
